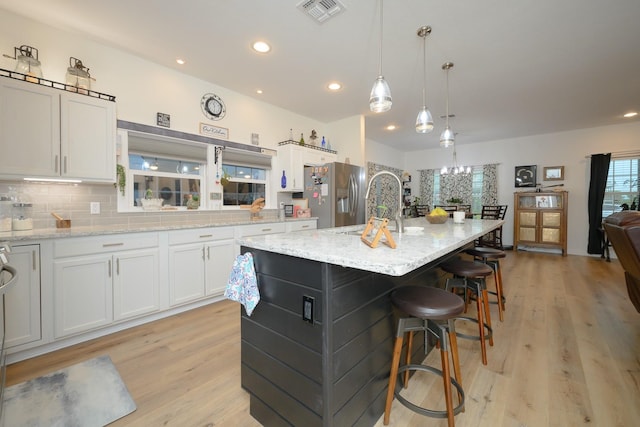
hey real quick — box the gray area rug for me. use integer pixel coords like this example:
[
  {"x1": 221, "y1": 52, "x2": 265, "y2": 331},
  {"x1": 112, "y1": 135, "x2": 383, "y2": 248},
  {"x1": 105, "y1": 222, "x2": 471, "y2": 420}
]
[{"x1": 4, "y1": 354, "x2": 136, "y2": 427}]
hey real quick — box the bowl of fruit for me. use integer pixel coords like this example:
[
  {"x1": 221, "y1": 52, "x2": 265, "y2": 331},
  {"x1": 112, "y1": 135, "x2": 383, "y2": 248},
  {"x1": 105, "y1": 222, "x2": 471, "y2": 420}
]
[{"x1": 425, "y1": 207, "x2": 449, "y2": 224}]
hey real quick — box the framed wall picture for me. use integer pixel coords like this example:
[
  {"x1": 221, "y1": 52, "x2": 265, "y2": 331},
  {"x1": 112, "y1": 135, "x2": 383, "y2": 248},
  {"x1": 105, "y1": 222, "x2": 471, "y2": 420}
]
[
  {"x1": 543, "y1": 166, "x2": 564, "y2": 181},
  {"x1": 515, "y1": 165, "x2": 537, "y2": 187}
]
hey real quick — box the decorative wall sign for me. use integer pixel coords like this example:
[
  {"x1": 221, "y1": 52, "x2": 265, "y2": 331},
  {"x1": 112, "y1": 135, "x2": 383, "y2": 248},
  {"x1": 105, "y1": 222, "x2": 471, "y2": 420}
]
[
  {"x1": 199, "y1": 122, "x2": 229, "y2": 140},
  {"x1": 515, "y1": 165, "x2": 537, "y2": 187},
  {"x1": 543, "y1": 166, "x2": 564, "y2": 181},
  {"x1": 156, "y1": 112, "x2": 170, "y2": 128}
]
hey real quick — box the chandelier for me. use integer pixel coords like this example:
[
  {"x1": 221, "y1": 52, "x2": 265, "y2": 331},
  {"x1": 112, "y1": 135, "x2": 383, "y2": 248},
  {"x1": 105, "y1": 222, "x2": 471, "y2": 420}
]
[{"x1": 441, "y1": 143, "x2": 471, "y2": 175}]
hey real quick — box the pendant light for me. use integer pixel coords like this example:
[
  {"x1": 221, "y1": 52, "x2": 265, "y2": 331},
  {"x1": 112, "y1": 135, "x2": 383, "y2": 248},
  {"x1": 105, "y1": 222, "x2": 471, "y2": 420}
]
[
  {"x1": 415, "y1": 26, "x2": 434, "y2": 133},
  {"x1": 369, "y1": 0, "x2": 392, "y2": 113},
  {"x1": 439, "y1": 62, "x2": 455, "y2": 147}
]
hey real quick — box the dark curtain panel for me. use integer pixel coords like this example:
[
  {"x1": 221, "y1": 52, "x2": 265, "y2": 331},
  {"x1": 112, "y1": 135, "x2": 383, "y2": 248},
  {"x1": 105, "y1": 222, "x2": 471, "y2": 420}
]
[{"x1": 587, "y1": 153, "x2": 611, "y2": 254}]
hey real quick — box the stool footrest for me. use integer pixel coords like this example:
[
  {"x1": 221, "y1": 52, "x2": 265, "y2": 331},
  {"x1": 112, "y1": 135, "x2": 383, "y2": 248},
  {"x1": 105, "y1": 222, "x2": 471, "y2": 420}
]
[
  {"x1": 395, "y1": 364, "x2": 465, "y2": 418},
  {"x1": 453, "y1": 316, "x2": 493, "y2": 341}
]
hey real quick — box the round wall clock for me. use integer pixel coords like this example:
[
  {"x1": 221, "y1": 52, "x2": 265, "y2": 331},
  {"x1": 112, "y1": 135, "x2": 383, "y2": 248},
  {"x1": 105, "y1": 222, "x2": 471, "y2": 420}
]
[
  {"x1": 515, "y1": 165, "x2": 537, "y2": 187},
  {"x1": 200, "y1": 93, "x2": 226, "y2": 120}
]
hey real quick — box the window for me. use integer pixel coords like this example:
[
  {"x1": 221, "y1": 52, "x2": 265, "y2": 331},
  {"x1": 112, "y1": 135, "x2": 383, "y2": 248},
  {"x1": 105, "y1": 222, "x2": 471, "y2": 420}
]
[
  {"x1": 603, "y1": 157, "x2": 639, "y2": 216},
  {"x1": 222, "y1": 163, "x2": 266, "y2": 206},
  {"x1": 129, "y1": 154, "x2": 204, "y2": 208},
  {"x1": 431, "y1": 166, "x2": 484, "y2": 213},
  {"x1": 470, "y1": 168, "x2": 484, "y2": 213}
]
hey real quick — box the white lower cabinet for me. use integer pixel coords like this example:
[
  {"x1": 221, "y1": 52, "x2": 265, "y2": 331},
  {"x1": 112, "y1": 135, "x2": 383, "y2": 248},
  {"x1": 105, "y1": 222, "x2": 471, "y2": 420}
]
[
  {"x1": 54, "y1": 254, "x2": 113, "y2": 337},
  {"x1": 168, "y1": 227, "x2": 236, "y2": 307},
  {"x1": 113, "y1": 248, "x2": 159, "y2": 321},
  {"x1": 5, "y1": 244, "x2": 41, "y2": 349},
  {"x1": 53, "y1": 233, "x2": 159, "y2": 338}
]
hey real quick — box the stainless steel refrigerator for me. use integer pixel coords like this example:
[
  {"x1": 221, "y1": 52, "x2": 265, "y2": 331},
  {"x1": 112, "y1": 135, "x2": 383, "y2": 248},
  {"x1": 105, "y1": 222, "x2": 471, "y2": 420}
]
[{"x1": 303, "y1": 162, "x2": 366, "y2": 229}]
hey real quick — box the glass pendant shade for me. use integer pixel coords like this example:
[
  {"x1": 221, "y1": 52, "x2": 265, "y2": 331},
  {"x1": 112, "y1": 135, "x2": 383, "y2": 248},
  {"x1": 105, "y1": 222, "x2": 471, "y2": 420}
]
[
  {"x1": 369, "y1": 0, "x2": 391, "y2": 113},
  {"x1": 415, "y1": 26, "x2": 433, "y2": 134},
  {"x1": 415, "y1": 106, "x2": 434, "y2": 133},
  {"x1": 369, "y1": 76, "x2": 392, "y2": 113},
  {"x1": 440, "y1": 125, "x2": 455, "y2": 147},
  {"x1": 13, "y1": 45, "x2": 42, "y2": 83}
]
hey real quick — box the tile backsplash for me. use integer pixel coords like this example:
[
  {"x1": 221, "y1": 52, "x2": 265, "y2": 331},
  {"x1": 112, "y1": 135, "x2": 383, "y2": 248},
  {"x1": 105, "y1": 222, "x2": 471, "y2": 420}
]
[{"x1": 0, "y1": 181, "x2": 275, "y2": 230}]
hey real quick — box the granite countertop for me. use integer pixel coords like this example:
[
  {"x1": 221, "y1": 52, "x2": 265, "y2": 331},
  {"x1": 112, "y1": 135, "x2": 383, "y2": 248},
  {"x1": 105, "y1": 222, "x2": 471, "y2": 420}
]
[
  {"x1": 0, "y1": 217, "x2": 317, "y2": 242},
  {"x1": 238, "y1": 217, "x2": 505, "y2": 276}
]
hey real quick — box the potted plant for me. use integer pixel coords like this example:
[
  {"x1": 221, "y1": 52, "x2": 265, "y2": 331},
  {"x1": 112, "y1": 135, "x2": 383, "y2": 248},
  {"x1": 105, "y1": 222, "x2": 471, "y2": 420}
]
[
  {"x1": 115, "y1": 164, "x2": 126, "y2": 196},
  {"x1": 447, "y1": 197, "x2": 464, "y2": 204}
]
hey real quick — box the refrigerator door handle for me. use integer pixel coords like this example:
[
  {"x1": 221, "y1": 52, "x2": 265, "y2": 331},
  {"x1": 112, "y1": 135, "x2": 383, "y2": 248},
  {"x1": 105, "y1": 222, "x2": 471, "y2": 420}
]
[{"x1": 349, "y1": 174, "x2": 357, "y2": 217}]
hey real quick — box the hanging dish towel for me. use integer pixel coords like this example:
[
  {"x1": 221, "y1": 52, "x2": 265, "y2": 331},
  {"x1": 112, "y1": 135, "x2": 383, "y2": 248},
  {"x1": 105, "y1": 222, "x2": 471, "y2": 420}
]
[{"x1": 224, "y1": 252, "x2": 260, "y2": 316}]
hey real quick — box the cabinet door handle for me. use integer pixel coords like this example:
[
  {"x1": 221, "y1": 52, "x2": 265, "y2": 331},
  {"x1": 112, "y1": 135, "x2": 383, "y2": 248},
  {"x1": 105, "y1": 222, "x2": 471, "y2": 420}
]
[
  {"x1": 207, "y1": 246, "x2": 210, "y2": 259},
  {"x1": 116, "y1": 258, "x2": 120, "y2": 275},
  {"x1": 108, "y1": 259, "x2": 112, "y2": 278},
  {"x1": 199, "y1": 234, "x2": 213, "y2": 239},
  {"x1": 63, "y1": 156, "x2": 68, "y2": 174},
  {"x1": 103, "y1": 243, "x2": 124, "y2": 247},
  {"x1": 261, "y1": 228, "x2": 272, "y2": 232},
  {"x1": 202, "y1": 247, "x2": 205, "y2": 261},
  {"x1": 301, "y1": 225, "x2": 309, "y2": 229},
  {"x1": 55, "y1": 155, "x2": 59, "y2": 173},
  {"x1": 32, "y1": 249, "x2": 37, "y2": 270}
]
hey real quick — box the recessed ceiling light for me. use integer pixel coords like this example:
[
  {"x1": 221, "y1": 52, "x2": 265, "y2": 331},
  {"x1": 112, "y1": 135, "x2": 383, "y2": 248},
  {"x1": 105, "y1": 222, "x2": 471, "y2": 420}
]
[
  {"x1": 176, "y1": 58, "x2": 185, "y2": 65},
  {"x1": 328, "y1": 82, "x2": 342, "y2": 91},
  {"x1": 623, "y1": 111, "x2": 638, "y2": 118},
  {"x1": 386, "y1": 125, "x2": 396, "y2": 131},
  {"x1": 252, "y1": 41, "x2": 271, "y2": 53},
  {"x1": 256, "y1": 89, "x2": 263, "y2": 94}
]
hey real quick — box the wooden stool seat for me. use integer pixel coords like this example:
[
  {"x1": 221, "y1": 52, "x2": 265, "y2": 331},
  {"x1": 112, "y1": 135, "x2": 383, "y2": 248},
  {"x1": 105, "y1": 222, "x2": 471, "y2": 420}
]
[
  {"x1": 465, "y1": 247, "x2": 507, "y2": 321},
  {"x1": 440, "y1": 260, "x2": 494, "y2": 365},
  {"x1": 384, "y1": 286, "x2": 466, "y2": 427}
]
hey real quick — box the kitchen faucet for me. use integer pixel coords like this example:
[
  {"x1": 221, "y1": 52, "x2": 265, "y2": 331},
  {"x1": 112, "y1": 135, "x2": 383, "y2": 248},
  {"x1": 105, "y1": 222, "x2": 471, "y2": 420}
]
[{"x1": 364, "y1": 170, "x2": 404, "y2": 234}]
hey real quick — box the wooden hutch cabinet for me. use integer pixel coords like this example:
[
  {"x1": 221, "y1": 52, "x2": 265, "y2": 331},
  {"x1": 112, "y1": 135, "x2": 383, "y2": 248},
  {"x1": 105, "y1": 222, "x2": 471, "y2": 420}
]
[{"x1": 514, "y1": 191, "x2": 568, "y2": 255}]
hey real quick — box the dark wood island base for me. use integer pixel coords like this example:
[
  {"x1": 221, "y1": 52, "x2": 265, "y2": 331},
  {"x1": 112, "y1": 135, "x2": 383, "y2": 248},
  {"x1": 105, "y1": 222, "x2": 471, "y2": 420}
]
[{"x1": 240, "y1": 247, "x2": 464, "y2": 427}]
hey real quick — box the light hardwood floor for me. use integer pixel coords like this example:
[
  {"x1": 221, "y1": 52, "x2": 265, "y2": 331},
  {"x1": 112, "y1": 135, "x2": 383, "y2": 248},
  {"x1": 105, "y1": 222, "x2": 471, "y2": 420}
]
[{"x1": 6, "y1": 251, "x2": 640, "y2": 426}]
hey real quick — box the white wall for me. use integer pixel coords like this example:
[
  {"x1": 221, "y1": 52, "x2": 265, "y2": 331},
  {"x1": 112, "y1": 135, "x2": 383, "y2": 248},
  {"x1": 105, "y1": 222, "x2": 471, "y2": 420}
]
[{"x1": 404, "y1": 121, "x2": 640, "y2": 256}]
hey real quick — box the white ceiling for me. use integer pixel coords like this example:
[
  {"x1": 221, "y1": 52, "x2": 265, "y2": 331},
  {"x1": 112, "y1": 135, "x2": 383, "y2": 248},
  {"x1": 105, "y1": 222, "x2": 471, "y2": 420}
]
[{"x1": 2, "y1": 0, "x2": 639, "y2": 151}]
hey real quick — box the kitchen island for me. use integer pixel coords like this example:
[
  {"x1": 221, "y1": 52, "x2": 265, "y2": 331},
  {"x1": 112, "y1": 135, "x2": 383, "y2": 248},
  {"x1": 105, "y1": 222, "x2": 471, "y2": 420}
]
[{"x1": 237, "y1": 217, "x2": 503, "y2": 427}]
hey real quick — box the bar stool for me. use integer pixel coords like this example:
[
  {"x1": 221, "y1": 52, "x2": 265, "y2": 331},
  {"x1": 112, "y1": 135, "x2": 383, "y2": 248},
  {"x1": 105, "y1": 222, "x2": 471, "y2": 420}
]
[
  {"x1": 465, "y1": 247, "x2": 506, "y2": 321},
  {"x1": 440, "y1": 259, "x2": 494, "y2": 365},
  {"x1": 384, "y1": 286, "x2": 466, "y2": 427}
]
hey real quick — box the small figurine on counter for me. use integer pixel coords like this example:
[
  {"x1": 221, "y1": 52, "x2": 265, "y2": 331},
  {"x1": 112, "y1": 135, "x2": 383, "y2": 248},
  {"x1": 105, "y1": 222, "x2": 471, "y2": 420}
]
[{"x1": 309, "y1": 129, "x2": 318, "y2": 146}]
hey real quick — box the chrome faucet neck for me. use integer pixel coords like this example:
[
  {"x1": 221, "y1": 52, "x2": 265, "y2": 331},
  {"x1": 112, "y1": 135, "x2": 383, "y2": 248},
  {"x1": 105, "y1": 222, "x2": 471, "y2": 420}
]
[{"x1": 364, "y1": 170, "x2": 405, "y2": 234}]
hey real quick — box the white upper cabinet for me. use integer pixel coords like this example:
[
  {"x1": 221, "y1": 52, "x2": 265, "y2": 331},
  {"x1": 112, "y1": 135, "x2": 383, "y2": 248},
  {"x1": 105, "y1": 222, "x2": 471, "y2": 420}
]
[
  {"x1": 0, "y1": 78, "x2": 60, "y2": 178},
  {"x1": 276, "y1": 143, "x2": 336, "y2": 192},
  {"x1": 0, "y1": 78, "x2": 116, "y2": 182},
  {"x1": 60, "y1": 92, "x2": 116, "y2": 181}
]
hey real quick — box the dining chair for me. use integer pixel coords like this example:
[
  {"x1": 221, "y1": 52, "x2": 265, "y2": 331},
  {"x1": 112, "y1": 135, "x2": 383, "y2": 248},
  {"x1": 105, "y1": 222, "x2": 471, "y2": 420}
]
[
  {"x1": 476, "y1": 205, "x2": 508, "y2": 249},
  {"x1": 412, "y1": 205, "x2": 430, "y2": 217}
]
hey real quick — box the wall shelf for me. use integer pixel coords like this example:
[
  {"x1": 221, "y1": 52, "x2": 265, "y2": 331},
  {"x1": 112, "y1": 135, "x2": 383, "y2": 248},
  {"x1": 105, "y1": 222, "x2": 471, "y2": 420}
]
[
  {"x1": 278, "y1": 139, "x2": 336, "y2": 155},
  {"x1": 0, "y1": 67, "x2": 115, "y2": 102}
]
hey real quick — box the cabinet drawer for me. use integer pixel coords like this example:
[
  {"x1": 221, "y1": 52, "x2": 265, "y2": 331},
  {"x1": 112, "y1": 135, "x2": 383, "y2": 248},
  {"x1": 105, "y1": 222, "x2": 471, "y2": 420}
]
[
  {"x1": 287, "y1": 220, "x2": 317, "y2": 232},
  {"x1": 54, "y1": 232, "x2": 159, "y2": 258},
  {"x1": 240, "y1": 222, "x2": 286, "y2": 237},
  {"x1": 168, "y1": 226, "x2": 235, "y2": 245}
]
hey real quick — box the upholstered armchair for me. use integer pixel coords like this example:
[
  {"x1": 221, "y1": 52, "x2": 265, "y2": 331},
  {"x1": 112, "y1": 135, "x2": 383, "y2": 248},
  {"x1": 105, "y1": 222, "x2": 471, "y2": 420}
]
[{"x1": 603, "y1": 211, "x2": 640, "y2": 312}]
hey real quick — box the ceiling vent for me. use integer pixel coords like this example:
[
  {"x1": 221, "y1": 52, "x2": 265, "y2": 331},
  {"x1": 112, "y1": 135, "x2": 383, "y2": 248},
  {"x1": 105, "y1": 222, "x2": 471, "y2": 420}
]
[{"x1": 297, "y1": 0, "x2": 346, "y2": 24}]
